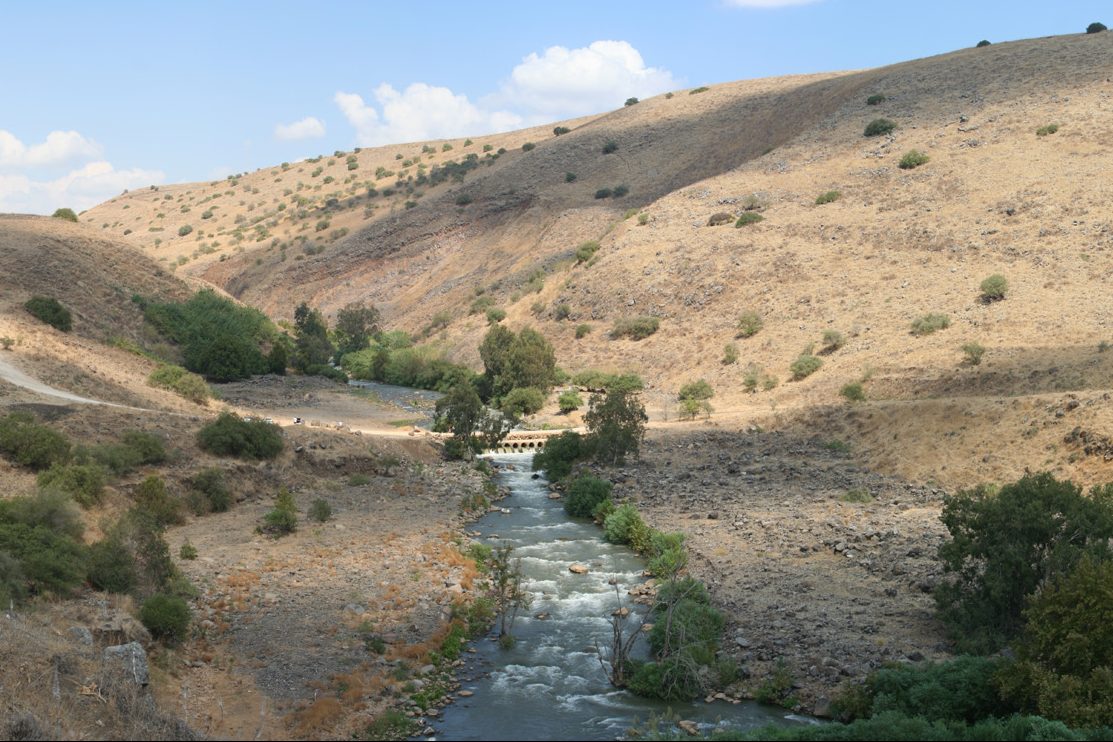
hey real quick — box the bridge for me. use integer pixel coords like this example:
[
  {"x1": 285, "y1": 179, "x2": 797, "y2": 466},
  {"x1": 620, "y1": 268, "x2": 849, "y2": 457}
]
[{"x1": 487, "y1": 428, "x2": 583, "y2": 454}]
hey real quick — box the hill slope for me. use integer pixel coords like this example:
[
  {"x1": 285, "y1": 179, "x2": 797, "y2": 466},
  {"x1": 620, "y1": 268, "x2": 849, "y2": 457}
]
[{"x1": 86, "y1": 31, "x2": 1113, "y2": 488}]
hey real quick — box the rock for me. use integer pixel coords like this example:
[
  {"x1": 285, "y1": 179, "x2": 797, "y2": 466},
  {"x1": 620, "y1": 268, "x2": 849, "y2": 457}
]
[
  {"x1": 568, "y1": 563, "x2": 589, "y2": 574},
  {"x1": 611, "y1": 607, "x2": 630, "y2": 618},
  {"x1": 813, "y1": 697, "x2": 833, "y2": 718},
  {"x1": 458, "y1": 689, "x2": 474, "y2": 697},
  {"x1": 547, "y1": 493, "x2": 561, "y2": 500},
  {"x1": 735, "y1": 636, "x2": 751, "y2": 648},
  {"x1": 534, "y1": 612, "x2": 550, "y2": 620},
  {"x1": 103, "y1": 642, "x2": 149, "y2": 687},
  {"x1": 678, "y1": 719, "x2": 700, "y2": 736},
  {"x1": 69, "y1": 626, "x2": 93, "y2": 646},
  {"x1": 418, "y1": 664, "x2": 436, "y2": 676}
]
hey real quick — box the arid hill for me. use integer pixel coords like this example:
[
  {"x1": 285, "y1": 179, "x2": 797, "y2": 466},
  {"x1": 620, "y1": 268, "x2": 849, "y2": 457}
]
[{"x1": 85, "y1": 31, "x2": 1113, "y2": 489}]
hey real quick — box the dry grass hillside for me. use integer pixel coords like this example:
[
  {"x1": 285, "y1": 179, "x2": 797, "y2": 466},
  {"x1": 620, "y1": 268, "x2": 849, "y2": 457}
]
[{"x1": 86, "y1": 31, "x2": 1113, "y2": 490}]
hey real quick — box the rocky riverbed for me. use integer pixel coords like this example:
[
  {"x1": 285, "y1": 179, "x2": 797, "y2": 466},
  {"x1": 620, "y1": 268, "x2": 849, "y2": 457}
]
[{"x1": 610, "y1": 427, "x2": 953, "y2": 714}]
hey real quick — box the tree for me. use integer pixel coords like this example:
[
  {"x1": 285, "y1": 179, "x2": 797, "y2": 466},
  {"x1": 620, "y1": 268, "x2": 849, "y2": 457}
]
[
  {"x1": 678, "y1": 380, "x2": 714, "y2": 420},
  {"x1": 503, "y1": 328, "x2": 557, "y2": 395},
  {"x1": 488, "y1": 545, "x2": 532, "y2": 647},
  {"x1": 585, "y1": 390, "x2": 647, "y2": 465},
  {"x1": 934, "y1": 473, "x2": 1113, "y2": 653},
  {"x1": 292, "y1": 302, "x2": 333, "y2": 371},
  {"x1": 478, "y1": 324, "x2": 515, "y2": 398},
  {"x1": 333, "y1": 301, "x2": 381, "y2": 358},
  {"x1": 51, "y1": 207, "x2": 78, "y2": 222}
]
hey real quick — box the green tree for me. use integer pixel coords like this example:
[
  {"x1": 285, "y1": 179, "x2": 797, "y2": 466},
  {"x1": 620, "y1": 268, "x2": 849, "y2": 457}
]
[
  {"x1": 478, "y1": 324, "x2": 515, "y2": 398},
  {"x1": 585, "y1": 389, "x2": 647, "y2": 465},
  {"x1": 935, "y1": 473, "x2": 1113, "y2": 653},
  {"x1": 678, "y1": 380, "x2": 714, "y2": 420},
  {"x1": 292, "y1": 302, "x2": 334, "y2": 371},
  {"x1": 333, "y1": 301, "x2": 381, "y2": 357},
  {"x1": 503, "y1": 328, "x2": 557, "y2": 394}
]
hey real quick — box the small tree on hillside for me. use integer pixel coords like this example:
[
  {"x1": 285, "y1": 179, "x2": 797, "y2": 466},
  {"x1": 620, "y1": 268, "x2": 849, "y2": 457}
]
[
  {"x1": 292, "y1": 302, "x2": 334, "y2": 371},
  {"x1": 585, "y1": 389, "x2": 647, "y2": 465}
]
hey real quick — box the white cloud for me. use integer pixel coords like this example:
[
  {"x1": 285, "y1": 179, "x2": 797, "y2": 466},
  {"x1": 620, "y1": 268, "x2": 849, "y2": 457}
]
[
  {"x1": 335, "y1": 40, "x2": 680, "y2": 145},
  {"x1": 274, "y1": 116, "x2": 326, "y2": 141},
  {"x1": 493, "y1": 40, "x2": 680, "y2": 119},
  {"x1": 724, "y1": 0, "x2": 822, "y2": 7},
  {"x1": 0, "y1": 160, "x2": 164, "y2": 215},
  {"x1": 0, "y1": 129, "x2": 101, "y2": 167}
]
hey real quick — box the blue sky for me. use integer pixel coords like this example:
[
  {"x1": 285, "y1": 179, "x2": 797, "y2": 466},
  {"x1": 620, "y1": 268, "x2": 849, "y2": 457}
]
[{"x1": 0, "y1": 0, "x2": 1107, "y2": 213}]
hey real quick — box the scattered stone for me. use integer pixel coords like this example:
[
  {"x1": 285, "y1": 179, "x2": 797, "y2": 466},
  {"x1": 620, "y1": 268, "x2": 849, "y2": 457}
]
[
  {"x1": 103, "y1": 642, "x2": 149, "y2": 687},
  {"x1": 678, "y1": 719, "x2": 700, "y2": 736}
]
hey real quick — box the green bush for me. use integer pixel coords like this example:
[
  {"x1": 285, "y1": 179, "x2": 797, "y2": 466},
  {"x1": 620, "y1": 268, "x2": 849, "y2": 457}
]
[
  {"x1": 722, "y1": 343, "x2": 739, "y2": 365},
  {"x1": 179, "y1": 541, "x2": 198, "y2": 560},
  {"x1": 602, "y1": 141, "x2": 618, "y2": 154},
  {"x1": 52, "y1": 207, "x2": 78, "y2": 222},
  {"x1": 186, "y1": 468, "x2": 231, "y2": 514},
  {"x1": 558, "y1": 390, "x2": 583, "y2": 413},
  {"x1": 735, "y1": 212, "x2": 764, "y2": 227},
  {"x1": 148, "y1": 364, "x2": 211, "y2": 404},
  {"x1": 730, "y1": 712, "x2": 1099, "y2": 740},
  {"x1": 736, "y1": 311, "x2": 763, "y2": 338},
  {"x1": 935, "y1": 473, "x2": 1113, "y2": 654},
  {"x1": 864, "y1": 118, "x2": 897, "y2": 137},
  {"x1": 532, "y1": 431, "x2": 586, "y2": 480},
  {"x1": 625, "y1": 97, "x2": 639, "y2": 106},
  {"x1": 790, "y1": 354, "x2": 822, "y2": 380},
  {"x1": 24, "y1": 296, "x2": 72, "y2": 332},
  {"x1": 521, "y1": 142, "x2": 536, "y2": 152},
  {"x1": 0, "y1": 413, "x2": 71, "y2": 470},
  {"x1": 980, "y1": 274, "x2": 1008, "y2": 302},
  {"x1": 575, "y1": 241, "x2": 600, "y2": 263},
  {"x1": 899, "y1": 150, "x2": 929, "y2": 169},
  {"x1": 0, "y1": 491, "x2": 86, "y2": 598},
  {"x1": 816, "y1": 190, "x2": 841, "y2": 205},
  {"x1": 87, "y1": 537, "x2": 138, "y2": 593},
  {"x1": 594, "y1": 188, "x2": 613, "y2": 199},
  {"x1": 564, "y1": 475, "x2": 612, "y2": 518},
  {"x1": 976, "y1": 39, "x2": 991, "y2": 47},
  {"x1": 262, "y1": 487, "x2": 297, "y2": 535},
  {"x1": 553, "y1": 126, "x2": 571, "y2": 136},
  {"x1": 911, "y1": 313, "x2": 951, "y2": 336},
  {"x1": 308, "y1": 498, "x2": 332, "y2": 523},
  {"x1": 140, "y1": 593, "x2": 191, "y2": 643},
  {"x1": 37, "y1": 463, "x2": 106, "y2": 507},
  {"x1": 122, "y1": 430, "x2": 166, "y2": 465},
  {"x1": 613, "y1": 184, "x2": 629, "y2": 198},
  {"x1": 961, "y1": 342, "x2": 985, "y2": 366},
  {"x1": 823, "y1": 329, "x2": 846, "y2": 351},
  {"x1": 610, "y1": 316, "x2": 659, "y2": 340},
  {"x1": 197, "y1": 412, "x2": 283, "y2": 459},
  {"x1": 134, "y1": 476, "x2": 183, "y2": 529},
  {"x1": 603, "y1": 503, "x2": 644, "y2": 544},
  {"x1": 866, "y1": 94, "x2": 886, "y2": 105},
  {"x1": 178, "y1": 225, "x2": 193, "y2": 237},
  {"x1": 628, "y1": 657, "x2": 704, "y2": 702},
  {"x1": 564, "y1": 172, "x2": 577, "y2": 182},
  {"x1": 486, "y1": 307, "x2": 506, "y2": 324},
  {"x1": 689, "y1": 86, "x2": 710, "y2": 95},
  {"x1": 348, "y1": 473, "x2": 371, "y2": 486},
  {"x1": 1036, "y1": 123, "x2": 1059, "y2": 136},
  {"x1": 1087, "y1": 22, "x2": 1107, "y2": 33},
  {"x1": 840, "y1": 382, "x2": 865, "y2": 402}
]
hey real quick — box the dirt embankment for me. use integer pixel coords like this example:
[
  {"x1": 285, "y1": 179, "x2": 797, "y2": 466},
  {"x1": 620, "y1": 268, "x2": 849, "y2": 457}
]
[{"x1": 614, "y1": 427, "x2": 951, "y2": 713}]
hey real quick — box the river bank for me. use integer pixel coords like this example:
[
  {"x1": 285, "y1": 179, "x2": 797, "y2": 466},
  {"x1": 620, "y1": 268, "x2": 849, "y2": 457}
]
[{"x1": 611, "y1": 427, "x2": 952, "y2": 715}]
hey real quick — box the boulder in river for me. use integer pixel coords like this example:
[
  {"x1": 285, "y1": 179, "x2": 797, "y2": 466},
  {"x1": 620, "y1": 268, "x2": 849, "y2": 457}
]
[{"x1": 568, "y1": 563, "x2": 589, "y2": 574}]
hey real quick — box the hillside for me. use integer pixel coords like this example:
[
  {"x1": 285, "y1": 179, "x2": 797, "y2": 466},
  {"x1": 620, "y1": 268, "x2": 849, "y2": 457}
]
[{"x1": 86, "y1": 31, "x2": 1113, "y2": 489}]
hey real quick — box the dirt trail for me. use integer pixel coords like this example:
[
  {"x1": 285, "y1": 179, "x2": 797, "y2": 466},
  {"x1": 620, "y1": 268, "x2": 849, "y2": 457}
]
[{"x1": 0, "y1": 354, "x2": 146, "y2": 409}]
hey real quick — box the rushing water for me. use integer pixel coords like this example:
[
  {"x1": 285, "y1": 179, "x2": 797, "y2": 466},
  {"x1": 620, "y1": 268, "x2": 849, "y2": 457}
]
[{"x1": 434, "y1": 453, "x2": 806, "y2": 741}]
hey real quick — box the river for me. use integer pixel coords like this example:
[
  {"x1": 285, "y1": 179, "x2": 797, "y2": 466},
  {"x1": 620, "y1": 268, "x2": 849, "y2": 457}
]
[{"x1": 434, "y1": 452, "x2": 808, "y2": 740}]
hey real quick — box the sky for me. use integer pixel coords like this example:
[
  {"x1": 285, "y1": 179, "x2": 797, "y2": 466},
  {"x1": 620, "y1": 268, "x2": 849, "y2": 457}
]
[{"x1": 0, "y1": 0, "x2": 1107, "y2": 214}]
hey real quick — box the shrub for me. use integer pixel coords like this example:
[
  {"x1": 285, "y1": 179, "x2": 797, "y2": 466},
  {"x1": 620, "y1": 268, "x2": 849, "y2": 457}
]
[
  {"x1": 624, "y1": 97, "x2": 639, "y2": 106},
  {"x1": 594, "y1": 188, "x2": 613, "y2": 199},
  {"x1": 612, "y1": 184, "x2": 629, "y2": 198},
  {"x1": 864, "y1": 118, "x2": 896, "y2": 137},
  {"x1": 0, "y1": 412, "x2": 71, "y2": 470},
  {"x1": 564, "y1": 475, "x2": 613, "y2": 518},
  {"x1": 500, "y1": 387, "x2": 545, "y2": 417},
  {"x1": 735, "y1": 212, "x2": 764, "y2": 227},
  {"x1": 679, "y1": 380, "x2": 714, "y2": 403},
  {"x1": 602, "y1": 141, "x2": 618, "y2": 154},
  {"x1": 689, "y1": 86, "x2": 710, "y2": 94},
  {"x1": 134, "y1": 475, "x2": 183, "y2": 529},
  {"x1": 742, "y1": 364, "x2": 777, "y2": 393},
  {"x1": 455, "y1": 194, "x2": 472, "y2": 206},
  {"x1": 521, "y1": 142, "x2": 536, "y2": 152},
  {"x1": 52, "y1": 207, "x2": 78, "y2": 222},
  {"x1": 122, "y1": 430, "x2": 167, "y2": 465},
  {"x1": 790, "y1": 354, "x2": 823, "y2": 380},
  {"x1": 197, "y1": 412, "x2": 283, "y2": 459},
  {"x1": 564, "y1": 172, "x2": 577, "y2": 182},
  {"x1": 532, "y1": 431, "x2": 586, "y2": 480},
  {"x1": 554, "y1": 303, "x2": 571, "y2": 321},
  {"x1": 822, "y1": 329, "x2": 846, "y2": 351},
  {"x1": 148, "y1": 364, "x2": 211, "y2": 404},
  {"x1": 899, "y1": 150, "x2": 929, "y2": 169},
  {"x1": 961, "y1": 342, "x2": 985, "y2": 366},
  {"x1": 610, "y1": 316, "x2": 659, "y2": 340},
  {"x1": 816, "y1": 190, "x2": 841, "y2": 205},
  {"x1": 486, "y1": 307, "x2": 506, "y2": 324},
  {"x1": 575, "y1": 240, "x2": 600, "y2": 263},
  {"x1": 37, "y1": 463, "x2": 106, "y2": 507},
  {"x1": 840, "y1": 382, "x2": 865, "y2": 402},
  {"x1": 736, "y1": 311, "x2": 763, "y2": 338},
  {"x1": 178, "y1": 224, "x2": 193, "y2": 237},
  {"x1": 866, "y1": 94, "x2": 886, "y2": 105},
  {"x1": 1087, "y1": 21, "x2": 1107, "y2": 33},
  {"x1": 603, "y1": 504, "x2": 644, "y2": 544},
  {"x1": 308, "y1": 498, "x2": 332, "y2": 522},
  {"x1": 24, "y1": 296, "x2": 72, "y2": 332},
  {"x1": 558, "y1": 390, "x2": 583, "y2": 413},
  {"x1": 179, "y1": 541, "x2": 198, "y2": 560},
  {"x1": 1036, "y1": 123, "x2": 1059, "y2": 136},
  {"x1": 911, "y1": 313, "x2": 951, "y2": 336},
  {"x1": 980, "y1": 274, "x2": 1008, "y2": 302},
  {"x1": 722, "y1": 343, "x2": 739, "y2": 365},
  {"x1": 553, "y1": 126, "x2": 570, "y2": 136},
  {"x1": 707, "y1": 212, "x2": 734, "y2": 226},
  {"x1": 575, "y1": 323, "x2": 592, "y2": 339},
  {"x1": 261, "y1": 487, "x2": 298, "y2": 535},
  {"x1": 187, "y1": 468, "x2": 231, "y2": 514},
  {"x1": 140, "y1": 593, "x2": 191, "y2": 643},
  {"x1": 976, "y1": 39, "x2": 992, "y2": 47},
  {"x1": 87, "y1": 537, "x2": 137, "y2": 593},
  {"x1": 935, "y1": 473, "x2": 1113, "y2": 654}
]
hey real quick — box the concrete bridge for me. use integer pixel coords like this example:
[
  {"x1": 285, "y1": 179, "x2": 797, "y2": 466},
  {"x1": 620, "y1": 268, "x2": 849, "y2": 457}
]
[{"x1": 487, "y1": 428, "x2": 584, "y2": 454}]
